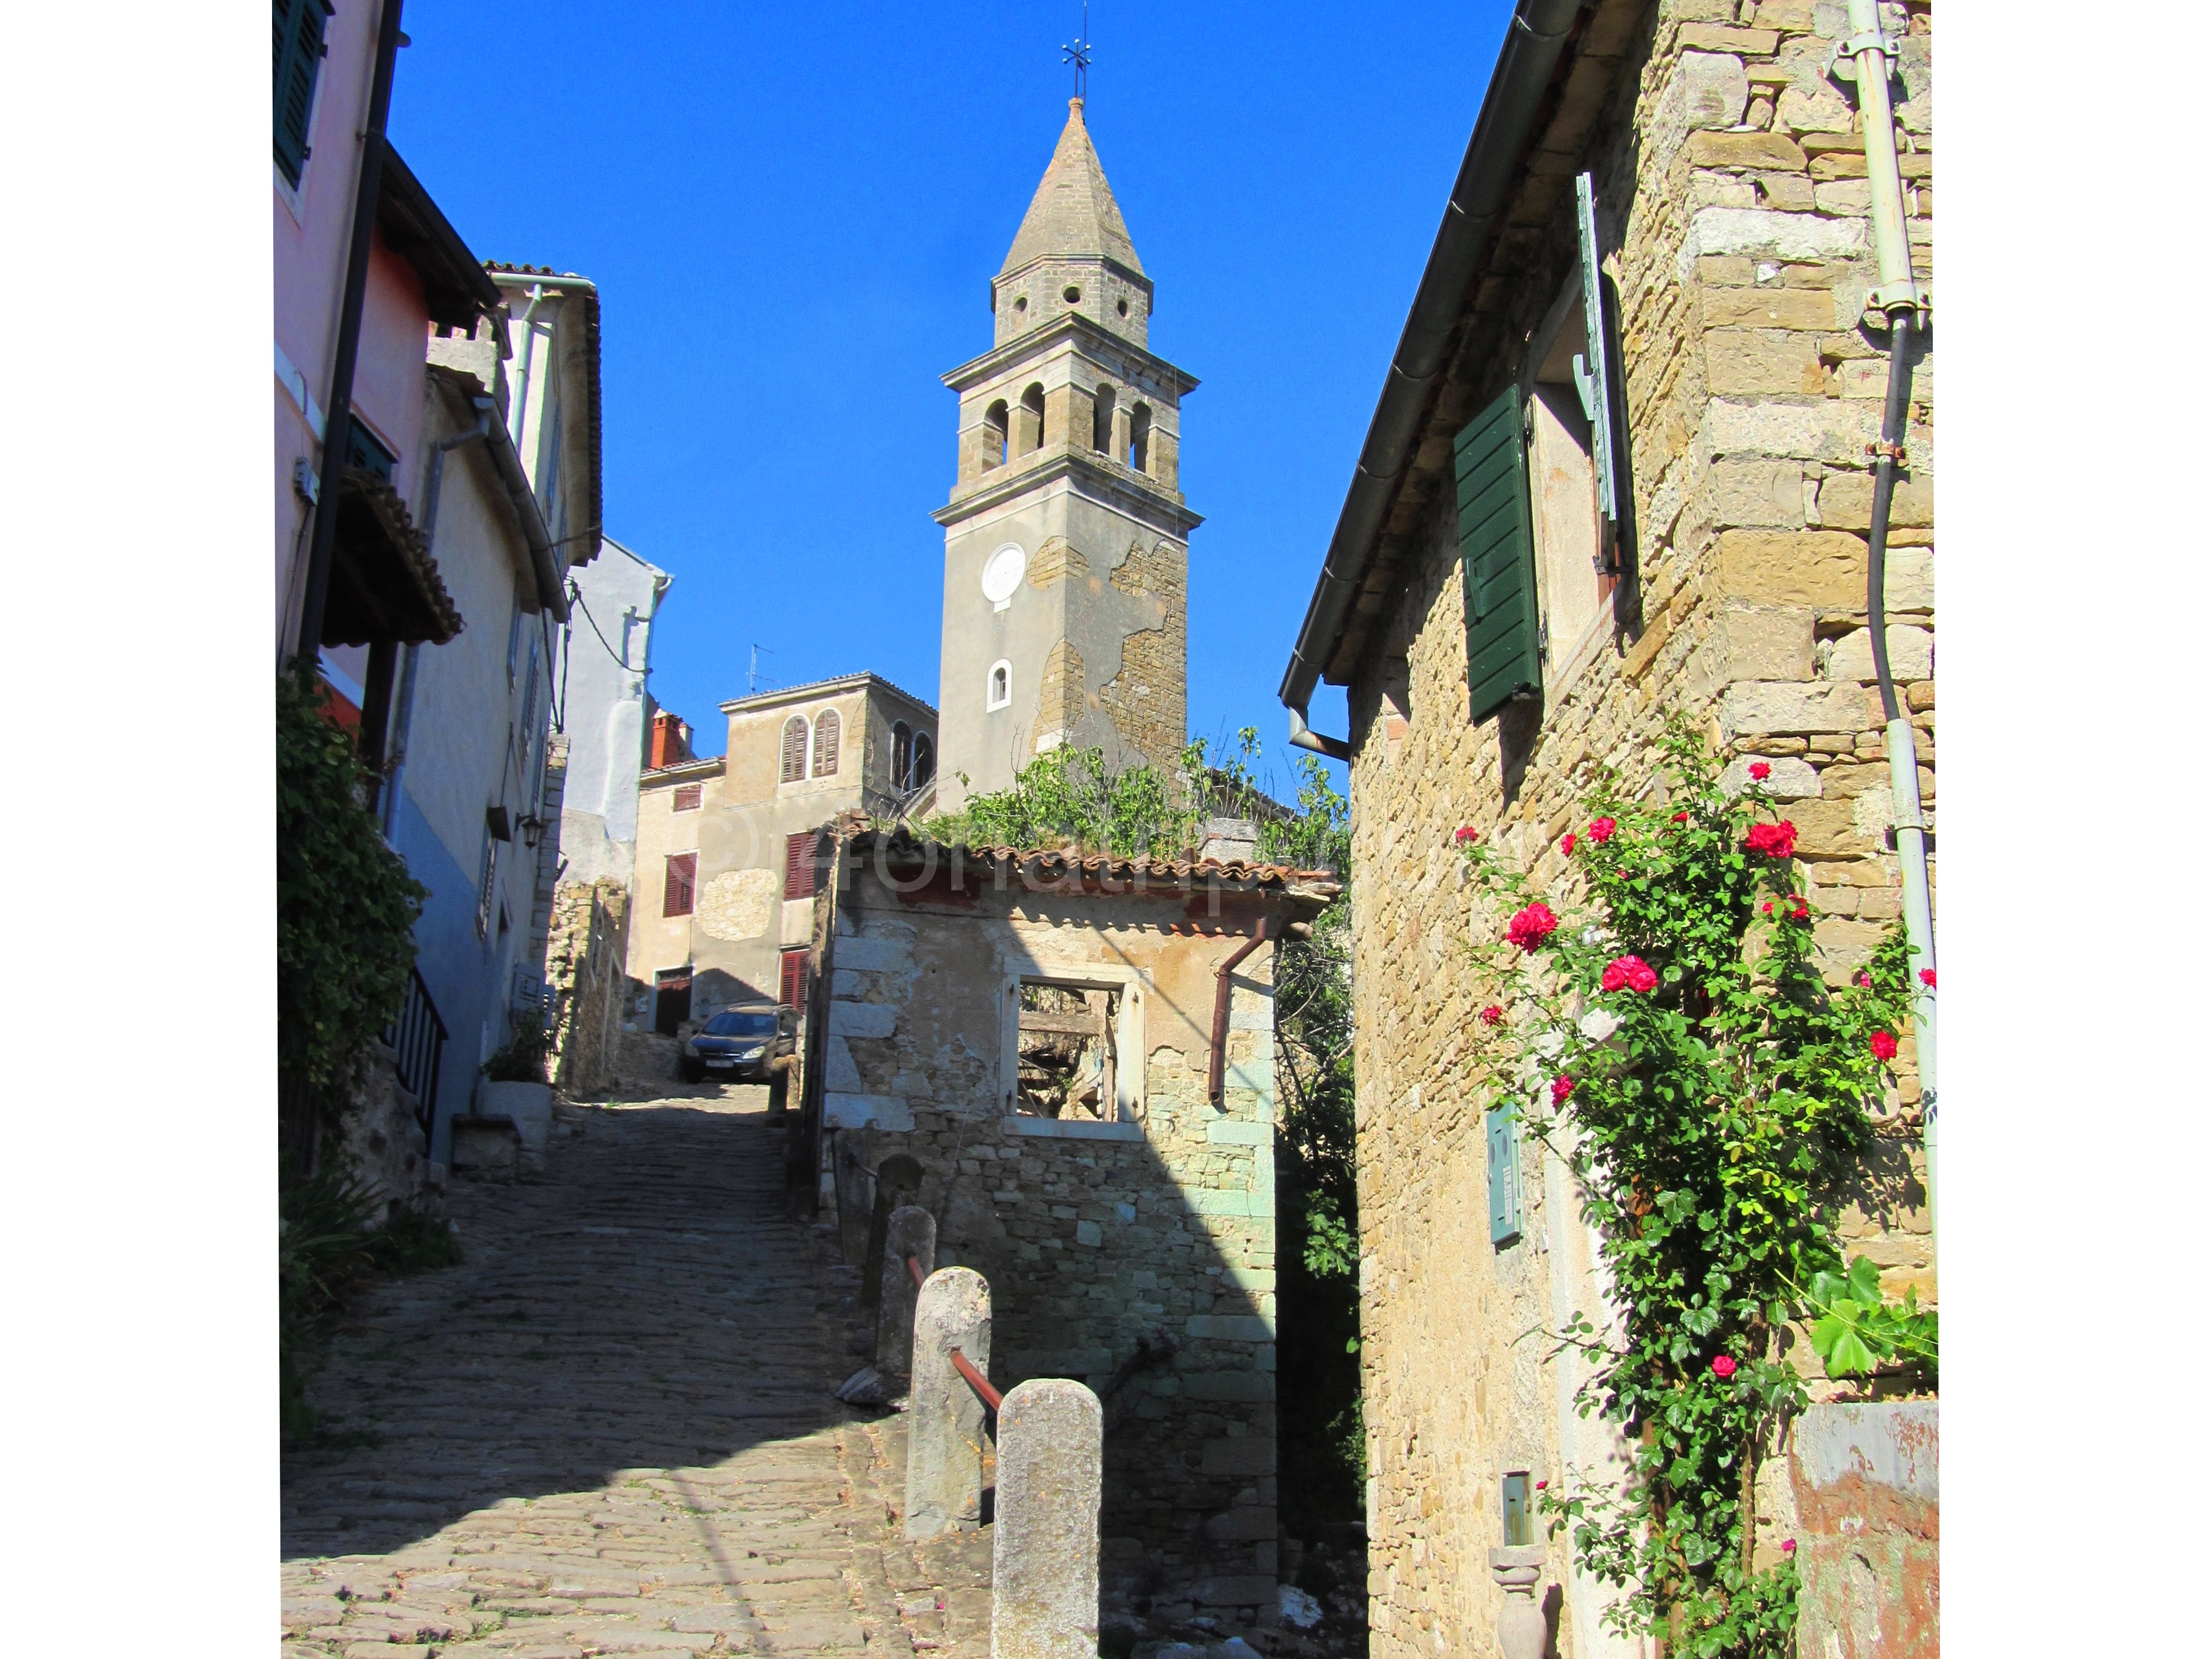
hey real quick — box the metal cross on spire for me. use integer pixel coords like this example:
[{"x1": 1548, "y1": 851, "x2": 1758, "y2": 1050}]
[{"x1": 1062, "y1": 1, "x2": 1092, "y2": 100}]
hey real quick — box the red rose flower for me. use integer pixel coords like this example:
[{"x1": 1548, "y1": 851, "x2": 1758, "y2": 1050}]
[
  {"x1": 1507, "y1": 901, "x2": 1561, "y2": 953},
  {"x1": 1781, "y1": 1538, "x2": 1797, "y2": 1556},
  {"x1": 1761, "y1": 901, "x2": 1773, "y2": 915},
  {"x1": 1454, "y1": 826, "x2": 1479, "y2": 845},
  {"x1": 1744, "y1": 820, "x2": 1798, "y2": 859},
  {"x1": 1600, "y1": 954, "x2": 1659, "y2": 994},
  {"x1": 1919, "y1": 968, "x2": 1937, "y2": 989},
  {"x1": 1749, "y1": 761, "x2": 1771, "y2": 781},
  {"x1": 1561, "y1": 832, "x2": 1578, "y2": 857},
  {"x1": 1854, "y1": 971, "x2": 1872, "y2": 988},
  {"x1": 1587, "y1": 816, "x2": 1618, "y2": 844},
  {"x1": 1711, "y1": 1355, "x2": 1737, "y2": 1379},
  {"x1": 1787, "y1": 895, "x2": 1809, "y2": 921},
  {"x1": 1870, "y1": 1029, "x2": 1899, "y2": 1062},
  {"x1": 1480, "y1": 1004, "x2": 1505, "y2": 1026},
  {"x1": 1670, "y1": 810, "x2": 1690, "y2": 825},
  {"x1": 1535, "y1": 1479, "x2": 1547, "y2": 1491},
  {"x1": 1551, "y1": 1075, "x2": 1574, "y2": 1107}
]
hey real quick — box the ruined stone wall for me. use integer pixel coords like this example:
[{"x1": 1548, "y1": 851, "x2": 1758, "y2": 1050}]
[
  {"x1": 820, "y1": 860, "x2": 1295, "y2": 1639},
  {"x1": 1098, "y1": 537, "x2": 1189, "y2": 779},
  {"x1": 546, "y1": 876, "x2": 630, "y2": 1097},
  {"x1": 1342, "y1": 5, "x2": 1936, "y2": 1656}
]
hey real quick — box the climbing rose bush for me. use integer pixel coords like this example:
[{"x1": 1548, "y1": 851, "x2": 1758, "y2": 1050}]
[
  {"x1": 1507, "y1": 900, "x2": 1561, "y2": 953},
  {"x1": 1459, "y1": 723, "x2": 1921, "y2": 1659}
]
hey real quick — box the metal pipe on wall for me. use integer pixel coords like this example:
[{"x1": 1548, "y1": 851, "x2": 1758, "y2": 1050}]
[{"x1": 1843, "y1": 0, "x2": 1937, "y2": 1234}]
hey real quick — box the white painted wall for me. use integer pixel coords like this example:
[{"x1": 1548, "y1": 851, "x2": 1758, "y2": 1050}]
[{"x1": 556, "y1": 535, "x2": 668, "y2": 886}]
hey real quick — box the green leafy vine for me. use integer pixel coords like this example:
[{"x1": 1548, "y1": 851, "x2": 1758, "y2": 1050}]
[{"x1": 1458, "y1": 722, "x2": 1934, "y2": 1657}]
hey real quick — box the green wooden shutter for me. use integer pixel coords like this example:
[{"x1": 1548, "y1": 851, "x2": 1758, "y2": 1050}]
[
  {"x1": 1457, "y1": 385, "x2": 1540, "y2": 723},
  {"x1": 1486, "y1": 1104, "x2": 1522, "y2": 1246},
  {"x1": 273, "y1": 0, "x2": 332, "y2": 187}
]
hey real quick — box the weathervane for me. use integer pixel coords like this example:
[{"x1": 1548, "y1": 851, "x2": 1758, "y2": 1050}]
[{"x1": 1062, "y1": 1, "x2": 1092, "y2": 100}]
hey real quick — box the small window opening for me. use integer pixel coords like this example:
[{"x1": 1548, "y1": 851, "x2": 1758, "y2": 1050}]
[
  {"x1": 1091, "y1": 384, "x2": 1117, "y2": 453},
  {"x1": 1063, "y1": 284, "x2": 1081, "y2": 304},
  {"x1": 780, "y1": 714, "x2": 809, "y2": 783},
  {"x1": 891, "y1": 721, "x2": 914, "y2": 791},
  {"x1": 911, "y1": 732, "x2": 935, "y2": 788},
  {"x1": 1115, "y1": 297, "x2": 1129, "y2": 318},
  {"x1": 811, "y1": 708, "x2": 841, "y2": 779},
  {"x1": 1015, "y1": 981, "x2": 1119, "y2": 1121},
  {"x1": 1014, "y1": 295, "x2": 1028, "y2": 316},
  {"x1": 1502, "y1": 1474, "x2": 1533, "y2": 1546},
  {"x1": 673, "y1": 783, "x2": 703, "y2": 812},
  {"x1": 1017, "y1": 383, "x2": 1045, "y2": 455},
  {"x1": 1530, "y1": 285, "x2": 1614, "y2": 680},
  {"x1": 987, "y1": 660, "x2": 1011, "y2": 711},
  {"x1": 1128, "y1": 403, "x2": 1151, "y2": 474},
  {"x1": 983, "y1": 399, "x2": 1008, "y2": 470}
]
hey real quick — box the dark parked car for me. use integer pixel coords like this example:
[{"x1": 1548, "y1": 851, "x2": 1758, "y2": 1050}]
[{"x1": 679, "y1": 1004, "x2": 796, "y2": 1084}]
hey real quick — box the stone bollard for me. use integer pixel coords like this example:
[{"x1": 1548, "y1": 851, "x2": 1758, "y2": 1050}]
[
  {"x1": 905, "y1": 1265, "x2": 990, "y2": 1540},
  {"x1": 992, "y1": 1379, "x2": 1102, "y2": 1659},
  {"x1": 1487, "y1": 1544, "x2": 1548, "y2": 1659},
  {"x1": 862, "y1": 1155, "x2": 925, "y2": 1311},
  {"x1": 877, "y1": 1204, "x2": 936, "y2": 1381}
]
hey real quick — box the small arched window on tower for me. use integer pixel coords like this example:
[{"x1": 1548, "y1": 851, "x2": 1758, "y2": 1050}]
[
  {"x1": 911, "y1": 732, "x2": 935, "y2": 787},
  {"x1": 987, "y1": 660, "x2": 1012, "y2": 711},
  {"x1": 1018, "y1": 383, "x2": 1045, "y2": 455},
  {"x1": 1092, "y1": 383, "x2": 1116, "y2": 453},
  {"x1": 811, "y1": 708, "x2": 841, "y2": 779},
  {"x1": 983, "y1": 400, "x2": 1008, "y2": 470},
  {"x1": 891, "y1": 721, "x2": 914, "y2": 791},
  {"x1": 779, "y1": 714, "x2": 808, "y2": 784},
  {"x1": 1128, "y1": 403, "x2": 1152, "y2": 475}
]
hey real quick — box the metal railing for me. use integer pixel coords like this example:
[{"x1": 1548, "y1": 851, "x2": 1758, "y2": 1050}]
[{"x1": 382, "y1": 963, "x2": 447, "y2": 1152}]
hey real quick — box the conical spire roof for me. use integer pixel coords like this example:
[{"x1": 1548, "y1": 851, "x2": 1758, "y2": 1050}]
[{"x1": 999, "y1": 99, "x2": 1144, "y2": 279}]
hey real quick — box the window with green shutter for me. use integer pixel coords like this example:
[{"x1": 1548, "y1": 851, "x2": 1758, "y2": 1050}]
[
  {"x1": 1486, "y1": 1104, "x2": 1523, "y2": 1247},
  {"x1": 1456, "y1": 384, "x2": 1541, "y2": 724},
  {"x1": 273, "y1": 0, "x2": 333, "y2": 186},
  {"x1": 345, "y1": 417, "x2": 398, "y2": 483}
]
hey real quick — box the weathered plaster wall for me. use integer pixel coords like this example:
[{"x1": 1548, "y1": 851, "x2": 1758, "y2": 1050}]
[
  {"x1": 1339, "y1": 5, "x2": 1937, "y2": 1656},
  {"x1": 822, "y1": 857, "x2": 1304, "y2": 1634}
]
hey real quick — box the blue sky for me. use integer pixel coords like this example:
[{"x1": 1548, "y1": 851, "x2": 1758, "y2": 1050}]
[{"x1": 390, "y1": 2, "x2": 1513, "y2": 797}]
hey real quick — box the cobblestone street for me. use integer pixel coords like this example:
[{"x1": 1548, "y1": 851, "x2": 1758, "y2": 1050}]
[{"x1": 282, "y1": 1087, "x2": 993, "y2": 1657}]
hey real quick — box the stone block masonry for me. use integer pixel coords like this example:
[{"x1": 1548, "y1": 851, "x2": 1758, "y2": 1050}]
[
  {"x1": 1319, "y1": 2, "x2": 1938, "y2": 1655},
  {"x1": 810, "y1": 837, "x2": 1334, "y2": 1644}
]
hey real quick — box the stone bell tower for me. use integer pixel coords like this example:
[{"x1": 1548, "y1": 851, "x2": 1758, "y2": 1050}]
[{"x1": 931, "y1": 98, "x2": 1201, "y2": 813}]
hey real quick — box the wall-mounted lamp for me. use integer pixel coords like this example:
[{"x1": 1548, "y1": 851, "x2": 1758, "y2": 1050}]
[{"x1": 518, "y1": 813, "x2": 550, "y2": 849}]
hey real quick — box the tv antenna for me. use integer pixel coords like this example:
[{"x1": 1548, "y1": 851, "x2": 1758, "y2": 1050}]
[
  {"x1": 749, "y1": 644, "x2": 778, "y2": 695},
  {"x1": 1062, "y1": 1, "x2": 1092, "y2": 101}
]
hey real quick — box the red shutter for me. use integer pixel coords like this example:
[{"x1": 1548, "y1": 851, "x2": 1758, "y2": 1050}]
[
  {"x1": 664, "y1": 852, "x2": 697, "y2": 917},
  {"x1": 673, "y1": 784, "x2": 703, "y2": 812},
  {"x1": 785, "y1": 831, "x2": 820, "y2": 900},
  {"x1": 811, "y1": 709, "x2": 841, "y2": 778},
  {"x1": 780, "y1": 947, "x2": 809, "y2": 1010}
]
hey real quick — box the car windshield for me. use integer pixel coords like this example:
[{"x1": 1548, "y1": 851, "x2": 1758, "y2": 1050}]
[{"x1": 702, "y1": 1011, "x2": 777, "y2": 1037}]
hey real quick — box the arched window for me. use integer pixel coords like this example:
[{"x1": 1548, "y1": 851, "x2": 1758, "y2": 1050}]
[
  {"x1": 1128, "y1": 403, "x2": 1152, "y2": 474},
  {"x1": 987, "y1": 660, "x2": 1011, "y2": 711},
  {"x1": 1091, "y1": 383, "x2": 1116, "y2": 453},
  {"x1": 779, "y1": 714, "x2": 808, "y2": 783},
  {"x1": 811, "y1": 708, "x2": 841, "y2": 778},
  {"x1": 1017, "y1": 383, "x2": 1045, "y2": 455},
  {"x1": 911, "y1": 732, "x2": 935, "y2": 788},
  {"x1": 891, "y1": 721, "x2": 914, "y2": 790},
  {"x1": 983, "y1": 400, "x2": 1008, "y2": 469}
]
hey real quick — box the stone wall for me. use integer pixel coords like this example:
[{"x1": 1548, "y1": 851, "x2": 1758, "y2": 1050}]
[
  {"x1": 816, "y1": 848, "x2": 1329, "y2": 1641},
  {"x1": 545, "y1": 876, "x2": 630, "y2": 1097},
  {"x1": 1336, "y1": 4, "x2": 1936, "y2": 1656}
]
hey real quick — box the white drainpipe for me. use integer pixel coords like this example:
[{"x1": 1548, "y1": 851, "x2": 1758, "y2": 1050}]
[
  {"x1": 1840, "y1": 0, "x2": 1937, "y2": 1234},
  {"x1": 507, "y1": 281, "x2": 547, "y2": 458}
]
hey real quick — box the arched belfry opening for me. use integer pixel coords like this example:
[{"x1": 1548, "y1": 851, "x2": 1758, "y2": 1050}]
[{"x1": 1018, "y1": 384, "x2": 1045, "y2": 455}]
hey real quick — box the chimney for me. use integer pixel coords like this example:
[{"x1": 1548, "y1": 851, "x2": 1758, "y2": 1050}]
[
  {"x1": 1198, "y1": 817, "x2": 1259, "y2": 866},
  {"x1": 649, "y1": 711, "x2": 691, "y2": 770}
]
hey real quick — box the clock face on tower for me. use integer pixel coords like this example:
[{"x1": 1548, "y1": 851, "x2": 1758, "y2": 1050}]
[{"x1": 981, "y1": 542, "x2": 1026, "y2": 610}]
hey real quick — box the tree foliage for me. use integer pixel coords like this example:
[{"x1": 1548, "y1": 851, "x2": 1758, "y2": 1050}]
[{"x1": 276, "y1": 669, "x2": 426, "y2": 1096}]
